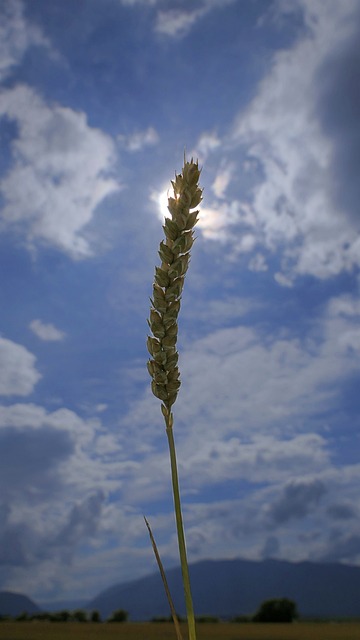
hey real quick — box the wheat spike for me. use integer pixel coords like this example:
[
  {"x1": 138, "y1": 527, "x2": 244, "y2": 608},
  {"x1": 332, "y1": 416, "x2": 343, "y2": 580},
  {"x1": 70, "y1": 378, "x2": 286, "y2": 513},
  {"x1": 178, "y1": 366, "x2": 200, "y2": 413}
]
[{"x1": 147, "y1": 158, "x2": 202, "y2": 422}]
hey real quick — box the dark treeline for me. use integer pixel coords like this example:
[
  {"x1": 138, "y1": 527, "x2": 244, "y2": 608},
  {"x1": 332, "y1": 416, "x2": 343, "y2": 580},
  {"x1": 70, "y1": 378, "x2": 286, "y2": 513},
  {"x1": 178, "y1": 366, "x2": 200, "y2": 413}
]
[
  {"x1": 0, "y1": 608, "x2": 127, "y2": 623},
  {"x1": 152, "y1": 599, "x2": 298, "y2": 624},
  {"x1": 0, "y1": 598, "x2": 299, "y2": 624}
]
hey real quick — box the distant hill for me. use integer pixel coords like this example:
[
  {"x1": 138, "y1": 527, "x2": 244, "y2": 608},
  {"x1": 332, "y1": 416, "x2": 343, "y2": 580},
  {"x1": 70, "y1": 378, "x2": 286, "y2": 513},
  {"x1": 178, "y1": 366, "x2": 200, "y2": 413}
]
[
  {"x1": 0, "y1": 591, "x2": 40, "y2": 617},
  {"x1": 88, "y1": 558, "x2": 360, "y2": 621}
]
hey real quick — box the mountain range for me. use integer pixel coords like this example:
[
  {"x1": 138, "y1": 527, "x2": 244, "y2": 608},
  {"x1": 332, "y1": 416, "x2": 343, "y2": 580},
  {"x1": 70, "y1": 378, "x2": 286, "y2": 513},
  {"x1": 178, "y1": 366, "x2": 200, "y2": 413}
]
[
  {"x1": 2, "y1": 559, "x2": 360, "y2": 620},
  {"x1": 88, "y1": 558, "x2": 360, "y2": 620},
  {"x1": 0, "y1": 591, "x2": 40, "y2": 617}
]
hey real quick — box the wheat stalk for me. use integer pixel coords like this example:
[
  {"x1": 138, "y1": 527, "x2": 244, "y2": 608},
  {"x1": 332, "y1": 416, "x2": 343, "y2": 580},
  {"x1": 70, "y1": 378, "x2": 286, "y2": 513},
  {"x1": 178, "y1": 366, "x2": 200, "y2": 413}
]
[
  {"x1": 144, "y1": 516, "x2": 183, "y2": 640},
  {"x1": 147, "y1": 157, "x2": 202, "y2": 640}
]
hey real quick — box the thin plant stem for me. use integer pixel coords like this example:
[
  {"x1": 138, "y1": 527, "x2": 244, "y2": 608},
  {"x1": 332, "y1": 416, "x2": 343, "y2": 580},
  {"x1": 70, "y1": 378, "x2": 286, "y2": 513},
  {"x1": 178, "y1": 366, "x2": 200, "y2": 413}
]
[
  {"x1": 144, "y1": 515, "x2": 184, "y2": 640},
  {"x1": 166, "y1": 418, "x2": 196, "y2": 640}
]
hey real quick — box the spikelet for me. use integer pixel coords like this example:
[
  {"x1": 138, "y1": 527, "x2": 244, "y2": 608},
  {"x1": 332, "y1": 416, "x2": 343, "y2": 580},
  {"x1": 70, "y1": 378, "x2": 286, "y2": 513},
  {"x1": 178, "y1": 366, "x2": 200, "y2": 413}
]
[{"x1": 147, "y1": 158, "x2": 202, "y2": 424}]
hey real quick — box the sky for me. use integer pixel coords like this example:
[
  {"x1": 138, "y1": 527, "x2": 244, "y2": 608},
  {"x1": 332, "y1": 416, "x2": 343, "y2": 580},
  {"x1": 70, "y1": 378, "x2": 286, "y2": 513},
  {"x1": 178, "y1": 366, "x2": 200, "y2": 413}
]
[{"x1": 0, "y1": 0, "x2": 360, "y2": 606}]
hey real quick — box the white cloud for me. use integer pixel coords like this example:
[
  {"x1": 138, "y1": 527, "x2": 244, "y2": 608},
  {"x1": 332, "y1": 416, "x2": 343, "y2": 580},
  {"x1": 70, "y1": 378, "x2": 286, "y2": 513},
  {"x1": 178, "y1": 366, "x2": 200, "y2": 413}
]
[
  {"x1": 123, "y1": 292, "x2": 360, "y2": 499},
  {"x1": 183, "y1": 296, "x2": 262, "y2": 327},
  {"x1": 2, "y1": 292, "x2": 360, "y2": 594},
  {"x1": 0, "y1": 85, "x2": 120, "y2": 258},
  {"x1": 248, "y1": 253, "x2": 268, "y2": 272},
  {"x1": 155, "y1": 8, "x2": 204, "y2": 37},
  {"x1": 211, "y1": 164, "x2": 234, "y2": 199},
  {"x1": 30, "y1": 319, "x2": 66, "y2": 342},
  {"x1": 181, "y1": 434, "x2": 329, "y2": 488},
  {"x1": 0, "y1": 0, "x2": 51, "y2": 82},
  {"x1": 328, "y1": 294, "x2": 360, "y2": 318},
  {"x1": 118, "y1": 126, "x2": 159, "y2": 152},
  {"x1": 191, "y1": 131, "x2": 221, "y2": 163},
  {"x1": 229, "y1": 0, "x2": 360, "y2": 280},
  {"x1": 274, "y1": 272, "x2": 293, "y2": 288},
  {"x1": 189, "y1": 2, "x2": 360, "y2": 281},
  {"x1": 95, "y1": 403, "x2": 108, "y2": 413},
  {"x1": 177, "y1": 333, "x2": 336, "y2": 443},
  {"x1": 0, "y1": 337, "x2": 41, "y2": 396},
  {"x1": 0, "y1": 399, "x2": 151, "y2": 599},
  {"x1": 0, "y1": 403, "x2": 94, "y2": 441},
  {"x1": 198, "y1": 201, "x2": 241, "y2": 241},
  {"x1": 154, "y1": 0, "x2": 237, "y2": 38},
  {"x1": 180, "y1": 298, "x2": 360, "y2": 441}
]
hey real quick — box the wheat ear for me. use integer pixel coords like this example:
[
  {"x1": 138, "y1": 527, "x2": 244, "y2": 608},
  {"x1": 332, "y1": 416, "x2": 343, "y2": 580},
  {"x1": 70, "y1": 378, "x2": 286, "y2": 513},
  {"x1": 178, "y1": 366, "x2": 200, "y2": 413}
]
[{"x1": 147, "y1": 157, "x2": 202, "y2": 640}]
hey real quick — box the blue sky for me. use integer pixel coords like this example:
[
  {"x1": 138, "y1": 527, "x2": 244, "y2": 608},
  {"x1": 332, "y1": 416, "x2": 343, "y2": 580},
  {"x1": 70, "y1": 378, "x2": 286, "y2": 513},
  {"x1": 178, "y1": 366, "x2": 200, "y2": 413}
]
[{"x1": 1, "y1": 0, "x2": 360, "y2": 605}]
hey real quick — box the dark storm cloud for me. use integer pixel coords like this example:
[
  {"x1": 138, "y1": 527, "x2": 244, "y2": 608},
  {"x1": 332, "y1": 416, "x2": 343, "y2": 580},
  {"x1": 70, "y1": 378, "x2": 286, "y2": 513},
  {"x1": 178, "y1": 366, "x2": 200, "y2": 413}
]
[
  {"x1": 0, "y1": 423, "x2": 104, "y2": 573},
  {"x1": 0, "y1": 499, "x2": 33, "y2": 567},
  {"x1": 327, "y1": 503, "x2": 356, "y2": 521},
  {"x1": 315, "y1": 12, "x2": 360, "y2": 224},
  {"x1": 53, "y1": 491, "x2": 105, "y2": 553},
  {"x1": 0, "y1": 492, "x2": 105, "y2": 570},
  {"x1": 0, "y1": 520, "x2": 30, "y2": 566},
  {"x1": 321, "y1": 532, "x2": 360, "y2": 563},
  {"x1": 0, "y1": 426, "x2": 74, "y2": 498},
  {"x1": 269, "y1": 479, "x2": 326, "y2": 525},
  {"x1": 0, "y1": 502, "x2": 10, "y2": 526}
]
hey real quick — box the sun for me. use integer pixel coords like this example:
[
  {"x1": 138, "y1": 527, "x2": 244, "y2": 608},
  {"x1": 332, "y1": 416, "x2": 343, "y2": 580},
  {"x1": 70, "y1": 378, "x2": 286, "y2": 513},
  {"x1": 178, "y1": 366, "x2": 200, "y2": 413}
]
[
  {"x1": 158, "y1": 189, "x2": 171, "y2": 219},
  {"x1": 151, "y1": 186, "x2": 176, "y2": 221},
  {"x1": 152, "y1": 185, "x2": 209, "y2": 230}
]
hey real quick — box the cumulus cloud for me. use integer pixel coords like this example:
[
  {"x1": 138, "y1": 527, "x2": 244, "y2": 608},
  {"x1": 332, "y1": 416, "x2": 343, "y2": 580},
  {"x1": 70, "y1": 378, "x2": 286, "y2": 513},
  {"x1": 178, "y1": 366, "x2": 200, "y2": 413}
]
[
  {"x1": 29, "y1": 319, "x2": 66, "y2": 342},
  {"x1": 183, "y1": 296, "x2": 262, "y2": 328},
  {"x1": 155, "y1": 8, "x2": 205, "y2": 38},
  {"x1": 0, "y1": 85, "x2": 119, "y2": 258},
  {"x1": 248, "y1": 253, "x2": 268, "y2": 272},
  {"x1": 0, "y1": 404, "x2": 103, "y2": 573},
  {"x1": 121, "y1": 292, "x2": 360, "y2": 506},
  {"x1": 191, "y1": 131, "x2": 221, "y2": 163},
  {"x1": 328, "y1": 293, "x2": 360, "y2": 318},
  {"x1": 0, "y1": 491, "x2": 105, "y2": 571},
  {"x1": 177, "y1": 301, "x2": 360, "y2": 442},
  {"x1": 154, "y1": 0, "x2": 236, "y2": 38},
  {"x1": 211, "y1": 164, "x2": 234, "y2": 199},
  {"x1": 2, "y1": 284, "x2": 360, "y2": 591},
  {"x1": 154, "y1": 466, "x2": 360, "y2": 566},
  {"x1": 0, "y1": 428, "x2": 151, "y2": 599},
  {"x1": 184, "y1": 434, "x2": 329, "y2": 491},
  {"x1": 193, "y1": 1, "x2": 360, "y2": 280},
  {"x1": 198, "y1": 201, "x2": 242, "y2": 242},
  {"x1": 0, "y1": 0, "x2": 51, "y2": 81},
  {"x1": 227, "y1": 0, "x2": 360, "y2": 281},
  {"x1": 118, "y1": 126, "x2": 159, "y2": 152},
  {"x1": 0, "y1": 337, "x2": 41, "y2": 396},
  {"x1": 0, "y1": 401, "x2": 133, "y2": 594}
]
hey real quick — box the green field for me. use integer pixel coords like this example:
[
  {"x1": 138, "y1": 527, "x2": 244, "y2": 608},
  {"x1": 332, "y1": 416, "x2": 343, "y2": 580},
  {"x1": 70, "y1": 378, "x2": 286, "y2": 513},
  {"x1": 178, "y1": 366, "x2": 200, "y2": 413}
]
[{"x1": 1, "y1": 622, "x2": 360, "y2": 640}]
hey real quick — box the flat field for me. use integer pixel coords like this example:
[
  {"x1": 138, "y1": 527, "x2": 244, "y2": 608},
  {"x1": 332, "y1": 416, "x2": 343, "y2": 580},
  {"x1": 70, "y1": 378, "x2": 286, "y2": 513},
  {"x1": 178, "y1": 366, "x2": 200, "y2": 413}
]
[{"x1": 1, "y1": 622, "x2": 360, "y2": 640}]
